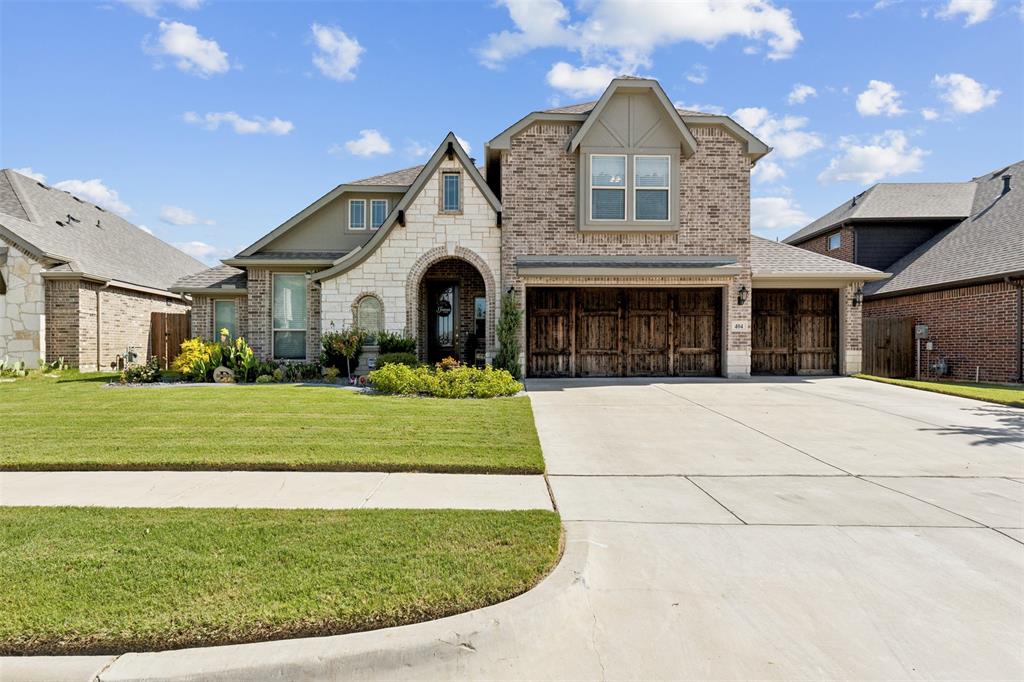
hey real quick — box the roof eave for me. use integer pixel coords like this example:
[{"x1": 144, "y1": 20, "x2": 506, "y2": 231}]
[
  {"x1": 866, "y1": 270, "x2": 1024, "y2": 299},
  {"x1": 221, "y1": 258, "x2": 336, "y2": 267},
  {"x1": 752, "y1": 271, "x2": 891, "y2": 281}
]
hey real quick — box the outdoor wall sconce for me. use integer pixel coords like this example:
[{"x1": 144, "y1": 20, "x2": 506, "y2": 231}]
[
  {"x1": 853, "y1": 287, "x2": 864, "y2": 307},
  {"x1": 507, "y1": 286, "x2": 515, "y2": 295},
  {"x1": 737, "y1": 285, "x2": 748, "y2": 305}
]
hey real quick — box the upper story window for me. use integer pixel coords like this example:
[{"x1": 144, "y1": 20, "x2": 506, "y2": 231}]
[
  {"x1": 827, "y1": 232, "x2": 842, "y2": 250},
  {"x1": 634, "y1": 156, "x2": 670, "y2": 221},
  {"x1": 370, "y1": 199, "x2": 388, "y2": 229},
  {"x1": 590, "y1": 154, "x2": 626, "y2": 221},
  {"x1": 442, "y1": 172, "x2": 461, "y2": 212},
  {"x1": 349, "y1": 199, "x2": 366, "y2": 230}
]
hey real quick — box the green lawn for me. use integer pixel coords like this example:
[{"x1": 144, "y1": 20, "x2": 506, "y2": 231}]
[
  {"x1": 0, "y1": 373, "x2": 543, "y2": 473},
  {"x1": 855, "y1": 374, "x2": 1024, "y2": 408},
  {"x1": 0, "y1": 507, "x2": 561, "y2": 655}
]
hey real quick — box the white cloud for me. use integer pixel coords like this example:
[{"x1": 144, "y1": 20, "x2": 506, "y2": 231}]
[
  {"x1": 138, "y1": 224, "x2": 154, "y2": 235},
  {"x1": 936, "y1": 0, "x2": 995, "y2": 25},
  {"x1": 751, "y1": 196, "x2": 810, "y2": 234},
  {"x1": 342, "y1": 129, "x2": 392, "y2": 157},
  {"x1": 921, "y1": 108, "x2": 939, "y2": 120},
  {"x1": 311, "y1": 23, "x2": 363, "y2": 81},
  {"x1": 731, "y1": 107, "x2": 824, "y2": 159},
  {"x1": 752, "y1": 160, "x2": 786, "y2": 184},
  {"x1": 148, "y1": 21, "x2": 229, "y2": 77},
  {"x1": 933, "y1": 72, "x2": 1000, "y2": 113},
  {"x1": 52, "y1": 179, "x2": 131, "y2": 215},
  {"x1": 480, "y1": 0, "x2": 802, "y2": 74},
  {"x1": 686, "y1": 64, "x2": 709, "y2": 85},
  {"x1": 546, "y1": 62, "x2": 617, "y2": 97},
  {"x1": 856, "y1": 80, "x2": 906, "y2": 117},
  {"x1": 172, "y1": 240, "x2": 230, "y2": 264},
  {"x1": 787, "y1": 83, "x2": 817, "y2": 105},
  {"x1": 14, "y1": 167, "x2": 46, "y2": 182},
  {"x1": 119, "y1": 0, "x2": 202, "y2": 18},
  {"x1": 160, "y1": 205, "x2": 214, "y2": 226},
  {"x1": 183, "y1": 111, "x2": 293, "y2": 135},
  {"x1": 818, "y1": 130, "x2": 927, "y2": 185},
  {"x1": 675, "y1": 101, "x2": 726, "y2": 115},
  {"x1": 455, "y1": 135, "x2": 473, "y2": 156},
  {"x1": 406, "y1": 141, "x2": 430, "y2": 158}
]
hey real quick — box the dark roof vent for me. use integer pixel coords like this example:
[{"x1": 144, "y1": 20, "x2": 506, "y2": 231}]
[
  {"x1": 1002, "y1": 174, "x2": 1012, "y2": 195},
  {"x1": 66, "y1": 213, "x2": 81, "y2": 224}
]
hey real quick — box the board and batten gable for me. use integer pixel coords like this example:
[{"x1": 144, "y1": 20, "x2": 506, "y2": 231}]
[
  {"x1": 257, "y1": 190, "x2": 405, "y2": 254},
  {"x1": 319, "y1": 156, "x2": 501, "y2": 359}
]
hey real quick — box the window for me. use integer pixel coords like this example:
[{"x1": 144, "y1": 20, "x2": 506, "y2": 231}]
[
  {"x1": 349, "y1": 199, "x2": 366, "y2": 230},
  {"x1": 370, "y1": 199, "x2": 388, "y2": 229},
  {"x1": 827, "y1": 232, "x2": 842, "y2": 250},
  {"x1": 634, "y1": 156, "x2": 670, "y2": 221},
  {"x1": 590, "y1": 155, "x2": 626, "y2": 220},
  {"x1": 474, "y1": 297, "x2": 487, "y2": 340},
  {"x1": 272, "y1": 274, "x2": 307, "y2": 359},
  {"x1": 355, "y1": 295, "x2": 383, "y2": 340},
  {"x1": 213, "y1": 300, "x2": 237, "y2": 339},
  {"x1": 442, "y1": 173, "x2": 461, "y2": 212}
]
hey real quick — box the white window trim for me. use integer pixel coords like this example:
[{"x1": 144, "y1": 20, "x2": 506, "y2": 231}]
[
  {"x1": 370, "y1": 199, "x2": 388, "y2": 230},
  {"x1": 827, "y1": 232, "x2": 842, "y2": 251},
  {"x1": 441, "y1": 172, "x2": 461, "y2": 212},
  {"x1": 213, "y1": 298, "x2": 237, "y2": 338},
  {"x1": 632, "y1": 154, "x2": 671, "y2": 222},
  {"x1": 349, "y1": 199, "x2": 367, "y2": 231},
  {"x1": 271, "y1": 272, "x2": 307, "y2": 360},
  {"x1": 589, "y1": 153, "x2": 627, "y2": 222}
]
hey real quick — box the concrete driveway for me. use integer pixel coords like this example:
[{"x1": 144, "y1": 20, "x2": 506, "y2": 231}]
[{"x1": 21, "y1": 377, "x2": 1023, "y2": 681}]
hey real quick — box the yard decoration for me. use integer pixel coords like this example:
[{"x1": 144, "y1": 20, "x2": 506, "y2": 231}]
[{"x1": 213, "y1": 366, "x2": 235, "y2": 383}]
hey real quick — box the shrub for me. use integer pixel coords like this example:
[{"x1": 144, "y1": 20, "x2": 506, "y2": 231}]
[
  {"x1": 120, "y1": 357, "x2": 162, "y2": 384},
  {"x1": 369, "y1": 362, "x2": 522, "y2": 399},
  {"x1": 323, "y1": 366, "x2": 341, "y2": 383},
  {"x1": 176, "y1": 335, "x2": 265, "y2": 382},
  {"x1": 494, "y1": 292, "x2": 522, "y2": 380},
  {"x1": 377, "y1": 330, "x2": 417, "y2": 354},
  {"x1": 255, "y1": 374, "x2": 273, "y2": 384},
  {"x1": 173, "y1": 338, "x2": 215, "y2": 376},
  {"x1": 0, "y1": 359, "x2": 29, "y2": 378},
  {"x1": 376, "y1": 352, "x2": 419, "y2": 367},
  {"x1": 321, "y1": 329, "x2": 367, "y2": 378}
]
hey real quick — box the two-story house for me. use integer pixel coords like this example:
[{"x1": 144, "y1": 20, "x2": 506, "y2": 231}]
[
  {"x1": 786, "y1": 161, "x2": 1023, "y2": 383},
  {"x1": 173, "y1": 77, "x2": 884, "y2": 378}
]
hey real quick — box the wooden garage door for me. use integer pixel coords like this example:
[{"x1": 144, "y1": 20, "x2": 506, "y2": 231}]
[
  {"x1": 751, "y1": 290, "x2": 838, "y2": 375},
  {"x1": 526, "y1": 288, "x2": 721, "y2": 378}
]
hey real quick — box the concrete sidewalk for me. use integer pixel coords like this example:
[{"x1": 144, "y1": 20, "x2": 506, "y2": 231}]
[{"x1": 0, "y1": 471, "x2": 553, "y2": 511}]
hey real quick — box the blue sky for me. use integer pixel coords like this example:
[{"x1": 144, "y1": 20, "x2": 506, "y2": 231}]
[{"x1": 2, "y1": 0, "x2": 1021, "y2": 264}]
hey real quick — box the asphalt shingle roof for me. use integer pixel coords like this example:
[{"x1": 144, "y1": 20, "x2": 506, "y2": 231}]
[
  {"x1": 866, "y1": 161, "x2": 1024, "y2": 296},
  {"x1": 784, "y1": 182, "x2": 977, "y2": 245},
  {"x1": 751, "y1": 236, "x2": 883, "y2": 276},
  {"x1": 172, "y1": 264, "x2": 246, "y2": 291},
  {"x1": 0, "y1": 169, "x2": 206, "y2": 290},
  {"x1": 348, "y1": 165, "x2": 425, "y2": 186}
]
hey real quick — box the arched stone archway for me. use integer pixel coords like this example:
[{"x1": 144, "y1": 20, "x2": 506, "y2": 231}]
[{"x1": 406, "y1": 246, "x2": 497, "y2": 364}]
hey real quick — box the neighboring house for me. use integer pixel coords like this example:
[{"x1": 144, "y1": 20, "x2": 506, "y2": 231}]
[
  {"x1": 785, "y1": 161, "x2": 1023, "y2": 383},
  {"x1": 0, "y1": 169, "x2": 206, "y2": 369},
  {"x1": 174, "y1": 77, "x2": 883, "y2": 378}
]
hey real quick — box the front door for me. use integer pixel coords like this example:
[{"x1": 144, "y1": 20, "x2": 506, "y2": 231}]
[{"x1": 427, "y1": 282, "x2": 458, "y2": 363}]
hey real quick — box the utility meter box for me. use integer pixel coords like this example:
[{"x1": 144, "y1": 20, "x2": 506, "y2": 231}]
[{"x1": 915, "y1": 324, "x2": 929, "y2": 339}]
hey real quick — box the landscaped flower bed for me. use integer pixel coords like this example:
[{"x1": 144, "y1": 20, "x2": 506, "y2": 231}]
[{"x1": 369, "y1": 358, "x2": 523, "y2": 398}]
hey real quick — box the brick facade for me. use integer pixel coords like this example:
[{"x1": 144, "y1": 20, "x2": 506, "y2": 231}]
[
  {"x1": 865, "y1": 280, "x2": 1022, "y2": 383},
  {"x1": 417, "y1": 257, "x2": 487, "y2": 364},
  {"x1": 797, "y1": 226, "x2": 855, "y2": 263}
]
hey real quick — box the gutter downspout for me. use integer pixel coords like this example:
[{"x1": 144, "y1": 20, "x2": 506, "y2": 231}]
[
  {"x1": 96, "y1": 281, "x2": 111, "y2": 371},
  {"x1": 1016, "y1": 278, "x2": 1023, "y2": 384}
]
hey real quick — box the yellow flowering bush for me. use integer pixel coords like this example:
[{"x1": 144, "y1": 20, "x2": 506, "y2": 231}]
[{"x1": 172, "y1": 338, "x2": 217, "y2": 376}]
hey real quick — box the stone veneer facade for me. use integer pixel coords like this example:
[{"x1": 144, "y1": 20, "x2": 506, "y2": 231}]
[
  {"x1": 0, "y1": 239, "x2": 46, "y2": 367},
  {"x1": 500, "y1": 122, "x2": 754, "y2": 376},
  {"x1": 319, "y1": 157, "x2": 501, "y2": 363}
]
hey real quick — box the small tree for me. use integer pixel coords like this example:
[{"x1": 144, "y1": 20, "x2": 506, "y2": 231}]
[
  {"x1": 494, "y1": 291, "x2": 523, "y2": 380},
  {"x1": 321, "y1": 328, "x2": 367, "y2": 380}
]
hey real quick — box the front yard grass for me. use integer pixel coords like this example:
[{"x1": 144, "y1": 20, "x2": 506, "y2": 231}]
[
  {"x1": 855, "y1": 374, "x2": 1024, "y2": 408},
  {"x1": 0, "y1": 373, "x2": 543, "y2": 473},
  {"x1": 0, "y1": 506, "x2": 561, "y2": 655}
]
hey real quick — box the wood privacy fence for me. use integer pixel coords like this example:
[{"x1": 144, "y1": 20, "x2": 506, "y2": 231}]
[
  {"x1": 151, "y1": 311, "x2": 191, "y2": 369},
  {"x1": 862, "y1": 316, "x2": 914, "y2": 378}
]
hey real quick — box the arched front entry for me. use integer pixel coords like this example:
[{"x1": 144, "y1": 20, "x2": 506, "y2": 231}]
[{"x1": 406, "y1": 247, "x2": 496, "y2": 366}]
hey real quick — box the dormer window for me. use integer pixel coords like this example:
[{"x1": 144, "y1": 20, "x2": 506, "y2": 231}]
[
  {"x1": 442, "y1": 172, "x2": 461, "y2": 213},
  {"x1": 590, "y1": 155, "x2": 626, "y2": 220},
  {"x1": 349, "y1": 199, "x2": 366, "y2": 230},
  {"x1": 370, "y1": 199, "x2": 388, "y2": 229},
  {"x1": 634, "y1": 156, "x2": 670, "y2": 221}
]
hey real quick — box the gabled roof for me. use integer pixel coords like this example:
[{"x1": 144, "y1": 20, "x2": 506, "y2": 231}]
[
  {"x1": 171, "y1": 264, "x2": 247, "y2": 294},
  {"x1": 0, "y1": 169, "x2": 205, "y2": 292},
  {"x1": 348, "y1": 165, "x2": 425, "y2": 186},
  {"x1": 750, "y1": 236, "x2": 887, "y2": 280},
  {"x1": 312, "y1": 133, "x2": 500, "y2": 282},
  {"x1": 784, "y1": 182, "x2": 977, "y2": 245},
  {"x1": 865, "y1": 161, "x2": 1024, "y2": 297}
]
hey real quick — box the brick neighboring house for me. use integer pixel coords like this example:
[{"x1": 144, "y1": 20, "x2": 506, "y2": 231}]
[
  {"x1": 785, "y1": 161, "x2": 1024, "y2": 383},
  {"x1": 0, "y1": 169, "x2": 206, "y2": 370},
  {"x1": 175, "y1": 77, "x2": 884, "y2": 378}
]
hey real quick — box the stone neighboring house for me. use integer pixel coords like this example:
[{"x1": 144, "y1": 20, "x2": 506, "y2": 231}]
[
  {"x1": 0, "y1": 169, "x2": 206, "y2": 369},
  {"x1": 175, "y1": 77, "x2": 884, "y2": 378},
  {"x1": 785, "y1": 161, "x2": 1023, "y2": 384}
]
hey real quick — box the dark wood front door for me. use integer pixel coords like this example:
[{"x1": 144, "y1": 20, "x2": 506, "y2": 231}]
[
  {"x1": 427, "y1": 282, "x2": 458, "y2": 363},
  {"x1": 526, "y1": 287, "x2": 722, "y2": 378},
  {"x1": 751, "y1": 290, "x2": 838, "y2": 375}
]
